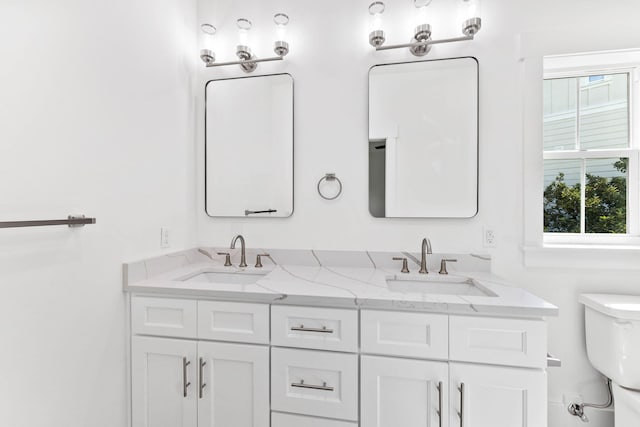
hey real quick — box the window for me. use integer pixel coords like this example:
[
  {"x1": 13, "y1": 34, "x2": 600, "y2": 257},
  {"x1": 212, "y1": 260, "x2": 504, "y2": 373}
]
[{"x1": 543, "y1": 70, "x2": 639, "y2": 239}]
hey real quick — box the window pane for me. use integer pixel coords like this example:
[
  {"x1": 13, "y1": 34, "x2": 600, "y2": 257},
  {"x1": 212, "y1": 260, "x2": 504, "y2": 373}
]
[
  {"x1": 579, "y1": 74, "x2": 629, "y2": 149},
  {"x1": 544, "y1": 159, "x2": 581, "y2": 233},
  {"x1": 585, "y1": 158, "x2": 628, "y2": 233},
  {"x1": 543, "y1": 78, "x2": 578, "y2": 151}
]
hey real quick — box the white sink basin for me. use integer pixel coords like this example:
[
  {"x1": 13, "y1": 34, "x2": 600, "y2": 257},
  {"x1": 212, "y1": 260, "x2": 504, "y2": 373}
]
[
  {"x1": 182, "y1": 271, "x2": 266, "y2": 285},
  {"x1": 386, "y1": 275, "x2": 496, "y2": 296}
]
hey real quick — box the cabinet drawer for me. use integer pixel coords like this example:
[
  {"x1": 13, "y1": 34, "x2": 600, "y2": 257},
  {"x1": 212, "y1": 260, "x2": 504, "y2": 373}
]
[
  {"x1": 361, "y1": 310, "x2": 448, "y2": 359},
  {"x1": 271, "y1": 348, "x2": 358, "y2": 421},
  {"x1": 131, "y1": 296, "x2": 197, "y2": 338},
  {"x1": 197, "y1": 301, "x2": 269, "y2": 344},
  {"x1": 449, "y1": 316, "x2": 547, "y2": 368},
  {"x1": 271, "y1": 305, "x2": 358, "y2": 352},
  {"x1": 272, "y1": 412, "x2": 357, "y2": 427}
]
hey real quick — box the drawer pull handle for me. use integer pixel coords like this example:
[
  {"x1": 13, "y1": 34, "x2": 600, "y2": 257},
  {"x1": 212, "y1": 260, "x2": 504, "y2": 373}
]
[
  {"x1": 436, "y1": 381, "x2": 443, "y2": 427},
  {"x1": 457, "y1": 382, "x2": 465, "y2": 427},
  {"x1": 291, "y1": 379, "x2": 334, "y2": 391},
  {"x1": 290, "y1": 325, "x2": 334, "y2": 333},
  {"x1": 183, "y1": 357, "x2": 191, "y2": 398},
  {"x1": 199, "y1": 358, "x2": 206, "y2": 399}
]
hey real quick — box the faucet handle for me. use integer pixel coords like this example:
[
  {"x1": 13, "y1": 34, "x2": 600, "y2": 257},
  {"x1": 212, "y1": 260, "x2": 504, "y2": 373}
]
[
  {"x1": 217, "y1": 252, "x2": 232, "y2": 267},
  {"x1": 438, "y1": 258, "x2": 457, "y2": 275},
  {"x1": 392, "y1": 257, "x2": 410, "y2": 274},
  {"x1": 255, "y1": 253, "x2": 270, "y2": 268}
]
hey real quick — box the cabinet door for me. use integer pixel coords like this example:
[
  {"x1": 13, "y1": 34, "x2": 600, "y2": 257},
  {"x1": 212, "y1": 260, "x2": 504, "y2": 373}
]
[
  {"x1": 132, "y1": 336, "x2": 197, "y2": 427},
  {"x1": 197, "y1": 341, "x2": 269, "y2": 427},
  {"x1": 361, "y1": 355, "x2": 448, "y2": 427},
  {"x1": 449, "y1": 363, "x2": 546, "y2": 427}
]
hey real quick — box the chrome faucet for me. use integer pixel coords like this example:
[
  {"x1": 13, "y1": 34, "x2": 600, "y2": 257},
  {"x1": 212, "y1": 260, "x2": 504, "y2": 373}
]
[
  {"x1": 419, "y1": 238, "x2": 432, "y2": 274},
  {"x1": 230, "y1": 234, "x2": 248, "y2": 267}
]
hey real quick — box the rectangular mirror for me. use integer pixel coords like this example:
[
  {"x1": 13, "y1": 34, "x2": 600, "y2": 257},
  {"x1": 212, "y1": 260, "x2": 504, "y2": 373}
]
[
  {"x1": 205, "y1": 74, "x2": 293, "y2": 217},
  {"x1": 369, "y1": 57, "x2": 478, "y2": 218}
]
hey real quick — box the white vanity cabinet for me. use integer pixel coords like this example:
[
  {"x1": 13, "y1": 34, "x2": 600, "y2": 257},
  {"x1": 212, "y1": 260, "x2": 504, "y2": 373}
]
[
  {"x1": 359, "y1": 310, "x2": 548, "y2": 427},
  {"x1": 130, "y1": 297, "x2": 270, "y2": 427},
  {"x1": 129, "y1": 298, "x2": 549, "y2": 427}
]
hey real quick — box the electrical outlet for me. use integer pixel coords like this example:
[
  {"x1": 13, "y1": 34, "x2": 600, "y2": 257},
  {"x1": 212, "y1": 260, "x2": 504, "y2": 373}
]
[
  {"x1": 483, "y1": 227, "x2": 496, "y2": 248},
  {"x1": 160, "y1": 227, "x2": 171, "y2": 248}
]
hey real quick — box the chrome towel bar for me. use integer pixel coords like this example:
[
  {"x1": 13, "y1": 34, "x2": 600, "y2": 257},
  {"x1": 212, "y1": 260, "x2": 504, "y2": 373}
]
[{"x1": 0, "y1": 215, "x2": 96, "y2": 229}]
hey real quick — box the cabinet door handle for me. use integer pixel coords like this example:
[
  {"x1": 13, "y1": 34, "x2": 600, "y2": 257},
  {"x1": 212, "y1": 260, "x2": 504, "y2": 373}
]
[
  {"x1": 436, "y1": 381, "x2": 443, "y2": 427},
  {"x1": 290, "y1": 325, "x2": 334, "y2": 334},
  {"x1": 183, "y1": 357, "x2": 191, "y2": 398},
  {"x1": 199, "y1": 358, "x2": 206, "y2": 399},
  {"x1": 457, "y1": 382, "x2": 465, "y2": 427},
  {"x1": 291, "y1": 379, "x2": 334, "y2": 391}
]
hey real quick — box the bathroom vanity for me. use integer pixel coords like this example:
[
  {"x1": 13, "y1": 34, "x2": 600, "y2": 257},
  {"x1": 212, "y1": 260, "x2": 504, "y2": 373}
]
[{"x1": 124, "y1": 248, "x2": 557, "y2": 427}]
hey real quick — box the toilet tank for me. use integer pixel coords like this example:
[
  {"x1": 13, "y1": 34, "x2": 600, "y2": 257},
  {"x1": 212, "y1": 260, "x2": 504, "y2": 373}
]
[{"x1": 580, "y1": 294, "x2": 640, "y2": 390}]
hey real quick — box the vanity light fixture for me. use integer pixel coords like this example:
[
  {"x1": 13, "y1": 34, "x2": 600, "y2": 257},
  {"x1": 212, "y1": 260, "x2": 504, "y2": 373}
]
[
  {"x1": 199, "y1": 23, "x2": 216, "y2": 65},
  {"x1": 368, "y1": 2, "x2": 386, "y2": 48},
  {"x1": 235, "y1": 18, "x2": 258, "y2": 73},
  {"x1": 369, "y1": 0, "x2": 482, "y2": 57},
  {"x1": 273, "y1": 13, "x2": 290, "y2": 57},
  {"x1": 199, "y1": 14, "x2": 291, "y2": 73}
]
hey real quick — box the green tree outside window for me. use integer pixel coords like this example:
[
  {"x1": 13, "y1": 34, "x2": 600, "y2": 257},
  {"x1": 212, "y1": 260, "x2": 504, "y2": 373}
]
[{"x1": 544, "y1": 158, "x2": 627, "y2": 233}]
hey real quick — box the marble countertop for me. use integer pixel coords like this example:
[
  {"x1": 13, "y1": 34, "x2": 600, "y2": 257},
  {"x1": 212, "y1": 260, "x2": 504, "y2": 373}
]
[{"x1": 123, "y1": 248, "x2": 558, "y2": 318}]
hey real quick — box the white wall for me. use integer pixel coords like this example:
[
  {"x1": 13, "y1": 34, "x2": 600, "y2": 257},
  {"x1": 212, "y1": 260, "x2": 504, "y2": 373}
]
[
  {"x1": 0, "y1": 1, "x2": 197, "y2": 426},
  {"x1": 196, "y1": 0, "x2": 640, "y2": 425}
]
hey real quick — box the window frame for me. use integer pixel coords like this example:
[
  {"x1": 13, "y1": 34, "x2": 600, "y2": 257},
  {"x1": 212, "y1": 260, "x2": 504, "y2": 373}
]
[{"x1": 542, "y1": 65, "x2": 640, "y2": 244}]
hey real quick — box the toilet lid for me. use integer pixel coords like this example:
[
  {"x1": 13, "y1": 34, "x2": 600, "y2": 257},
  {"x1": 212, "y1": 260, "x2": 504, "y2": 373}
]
[{"x1": 580, "y1": 294, "x2": 640, "y2": 320}]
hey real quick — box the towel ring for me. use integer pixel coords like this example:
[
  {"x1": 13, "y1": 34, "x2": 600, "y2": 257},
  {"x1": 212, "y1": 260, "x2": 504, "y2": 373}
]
[{"x1": 317, "y1": 173, "x2": 343, "y2": 200}]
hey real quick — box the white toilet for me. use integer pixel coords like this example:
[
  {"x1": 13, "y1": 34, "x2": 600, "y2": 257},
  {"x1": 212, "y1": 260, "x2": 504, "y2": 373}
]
[{"x1": 580, "y1": 293, "x2": 640, "y2": 426}]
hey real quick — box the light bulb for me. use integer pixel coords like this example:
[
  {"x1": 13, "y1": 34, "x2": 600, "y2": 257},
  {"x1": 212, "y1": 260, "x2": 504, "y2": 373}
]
[
  {"x1": 273, "y1": 13, "x2": 290, "y2": 57},
  {"x1": 237, "y1": 18, "x2": 252, "y2": 47},
  {"x1": 461, "y1": 0, "x2": 481, "y2": 19},
  {"x1": 201, "y1": 24, "x2": 216, "y2": 50},
  {"x1": 274, "y1": 13, "x2": 289, "y2": 41},
  {"x1": 459, "y1": 0, "x2": 482, "y2": 36},
  {"x1": 414, "y1": 0, "x2": 432, "y2": 27},
  {"x1": 369, "y1": 2, "x2": 385, "y2": 32},
  {"x1": 368, "y1": 1, "x2": 385, "y2": 48}
]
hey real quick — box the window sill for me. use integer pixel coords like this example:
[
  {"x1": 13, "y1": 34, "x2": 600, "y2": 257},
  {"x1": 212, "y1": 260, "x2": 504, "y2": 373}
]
[{"x1": 523, "y1": 244, "x2": 640, "y2": 269}]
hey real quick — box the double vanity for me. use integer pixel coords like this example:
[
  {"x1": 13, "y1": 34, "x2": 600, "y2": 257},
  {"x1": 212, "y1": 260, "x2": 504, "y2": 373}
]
[
  {"x1": 189, "y1": 43, "x2": 512, "y2": 427},
  {"x1": 124, "y1": 239, "x2": 557, "y2": 427}
]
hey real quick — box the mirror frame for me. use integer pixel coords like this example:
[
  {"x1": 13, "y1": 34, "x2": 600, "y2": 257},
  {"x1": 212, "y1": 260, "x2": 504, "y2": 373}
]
[
  {"x1": 367, "y1": 56, "x2": 480, "y2": 219},
  {"x1": 204, "y1": 73, "x2": 295, "y2": 218}
]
